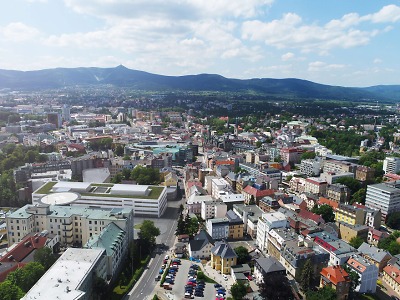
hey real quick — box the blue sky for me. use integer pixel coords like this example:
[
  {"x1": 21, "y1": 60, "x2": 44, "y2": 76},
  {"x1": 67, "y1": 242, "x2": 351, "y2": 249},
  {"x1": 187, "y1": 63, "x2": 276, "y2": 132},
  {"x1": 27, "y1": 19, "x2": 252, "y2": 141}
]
[{"x1": 1, "y1": 0, "x2": 400, "y2": 87}]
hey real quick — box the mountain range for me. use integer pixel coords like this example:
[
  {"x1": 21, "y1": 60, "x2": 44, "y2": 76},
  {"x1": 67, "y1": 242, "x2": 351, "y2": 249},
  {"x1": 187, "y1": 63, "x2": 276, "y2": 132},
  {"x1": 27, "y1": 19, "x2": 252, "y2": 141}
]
[{"x1": 0, "y1": 65, "x2": 399, "y2": 101}]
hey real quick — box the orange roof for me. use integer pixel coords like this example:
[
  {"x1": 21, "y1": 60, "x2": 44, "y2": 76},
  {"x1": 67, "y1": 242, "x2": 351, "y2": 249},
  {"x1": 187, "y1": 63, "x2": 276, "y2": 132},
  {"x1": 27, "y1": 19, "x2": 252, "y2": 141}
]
[
  {"x1": 0, "y1": 234, "x2": 48, "y2": 263},
  {"x1": 215, "y1": 160, "x2": 235, "y2": 165},
  {"x1": 384, "y1": 265, "x2": 400, "y2": 285},
  {"x1": 318, "y1": 197, "x2": 339, "y2": 209},
  {"x1": 320, "y1": 265, "x2": 350, "y2": 285},
  {"x1": 243, "y1": 186, "x2": 276, "y2": 197},
  {"x1": 347, "y1": 258, "x2": 367, "y2": 273}
]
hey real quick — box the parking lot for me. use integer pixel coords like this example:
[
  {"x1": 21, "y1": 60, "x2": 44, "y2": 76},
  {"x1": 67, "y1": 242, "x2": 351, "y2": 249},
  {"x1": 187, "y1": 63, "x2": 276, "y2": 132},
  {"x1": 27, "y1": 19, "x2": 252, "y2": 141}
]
[{"x1": 172, "y1": 259, "x2": 219, "y2": 299}]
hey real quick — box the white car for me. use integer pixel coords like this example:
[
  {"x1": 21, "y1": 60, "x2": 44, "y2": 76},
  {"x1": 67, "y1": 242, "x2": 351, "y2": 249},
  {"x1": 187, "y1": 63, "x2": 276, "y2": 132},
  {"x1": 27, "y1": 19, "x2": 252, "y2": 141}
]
[
  {"x1": 165, "y1": 255, "x2": 169, "y2": 260},
  {"x1": 222, "y1": 274, "x2": 228, "y2": 281}
]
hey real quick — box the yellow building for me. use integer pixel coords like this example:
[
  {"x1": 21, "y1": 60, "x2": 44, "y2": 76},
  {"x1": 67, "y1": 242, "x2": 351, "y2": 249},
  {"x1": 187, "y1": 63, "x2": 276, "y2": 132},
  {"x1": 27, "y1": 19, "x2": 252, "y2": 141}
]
[
  {"x1": 226, "y1": 210, "x2": 244, "y2": 240},
  {"x1": 211, "y1": 241, "x2": 237, "y2": 274},
  {"x1": 335, "y1": 203, "x2": 366, "y2": 226},
  {"x1": 163, "y1": 172, "x2": 178, "y2": 187}
]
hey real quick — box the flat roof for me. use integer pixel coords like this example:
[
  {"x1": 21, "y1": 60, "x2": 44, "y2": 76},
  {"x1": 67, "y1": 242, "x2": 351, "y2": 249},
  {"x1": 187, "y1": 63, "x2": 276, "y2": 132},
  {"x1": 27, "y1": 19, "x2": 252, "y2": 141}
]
[{"x1": 22, "y1": 248, "x2": 105, "y2": 300}]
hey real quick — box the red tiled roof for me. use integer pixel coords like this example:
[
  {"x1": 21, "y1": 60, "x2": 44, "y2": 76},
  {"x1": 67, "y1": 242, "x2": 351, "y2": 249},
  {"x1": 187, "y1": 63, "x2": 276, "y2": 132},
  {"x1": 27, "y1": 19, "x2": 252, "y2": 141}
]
[
  {"x1": 0, "y1": 234, "x2": 48, "y2": 263},
  {"x1": 186, "y1": 181, "x2": 202, "y2": 190},
  {"x1": 0, "y1": 262, "x2": 26, "y2": 282},
  {"x1": 215, "y1": 160, "x2": 235, "y2": 166},
  {"x1": 318, "y1": 197, "x2": 339, "y2": 209},
  {"x1": 298, "y1": 209, "x2": 324, "y2": 224},
  {"x1": 320, "y1": 265, "x2": 350, "y2": 285},
  {"x1": 384, "y1": 265, "x2": 400, "y2": 285},
  {"x1": 243, "y1": 186, "x2": 276, "y2": 198}
]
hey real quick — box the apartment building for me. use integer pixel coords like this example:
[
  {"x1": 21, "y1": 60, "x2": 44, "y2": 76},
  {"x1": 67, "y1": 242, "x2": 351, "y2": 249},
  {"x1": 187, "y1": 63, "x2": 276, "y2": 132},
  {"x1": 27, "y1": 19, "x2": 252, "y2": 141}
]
[
  {"x1": 300, "y1": 159, "x2": 321, "y2": 176},
  {"x1": 304, "y1": 177, "x2": 328, "y2": 195},
  {"x1": 383, "y1": 157, "x2": 400, "y2": 174},
  {"x1": 6, "y1": 204, "x2": 134, "y2": 247},
  {"x1": 206, "y1": 218, "x2": 230, "y2": 240},
  {"x1": 346, "y1": 255, "x2": 378, "y2": 293},
  {"x1": 320, "y1": 266, "x2": 351, "y2": 300},
  {"x1": 256, "y1": 211, "x2": 289, "y2": 252},
  {"x1": 326, "y1": 184, "x2": 351, "y2": 203},
  {"x1": 201, "y1": 200, "x2": 227, "y2": 220},
  {"x1": 323, "y1": 160, "x2": 357, "y2": 174},
  {"x1": 335, "y1": 204, "x2": 366, "y2": 226},
  {"x1": 355, "y1": 166, "x2": 375, "y2": 183},
  {"x1": 365, "y1": 182, "x2": 400, "y2": 220}
]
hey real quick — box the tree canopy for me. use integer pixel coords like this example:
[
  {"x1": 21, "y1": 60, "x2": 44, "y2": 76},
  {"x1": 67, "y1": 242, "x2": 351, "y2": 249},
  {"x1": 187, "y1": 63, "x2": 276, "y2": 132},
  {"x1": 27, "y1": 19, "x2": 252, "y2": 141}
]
[
  {"x1": 349, "y1": 236, "x2": 364, "y2": 249},
  {"x1": 230, "y1": 280, "x2": 247, "y2": 300},
  {"x1": 299, "y1": 259, "x2": 314, "y2": 292},
  {"x1": 311, "y1": 204, "x2": 335, "y2": 223},
  {"x1": 259, "y1": 272, "x2": 294, "y2": 300},
  {"x1": 387, "y1": 212, "x2": 400, "y2": 229},
  {"x1": 378, "y1": 231, "x2": 400, "y2": 255},
  {"x1": 306, "y1": 286, "x2": 336, "y2": 300},
  {"x1": 34, "y1": 247, "x2": 58, "y2": 270},
  {"x1": 234, "y1": 246, "x2": 250, "y2": 264},
  {"x1": 131, "y1": 165, "x2": 161, "y2": 185},
  {"x1": 335, "y1": 177, "x2": 361, "y2": 196}
]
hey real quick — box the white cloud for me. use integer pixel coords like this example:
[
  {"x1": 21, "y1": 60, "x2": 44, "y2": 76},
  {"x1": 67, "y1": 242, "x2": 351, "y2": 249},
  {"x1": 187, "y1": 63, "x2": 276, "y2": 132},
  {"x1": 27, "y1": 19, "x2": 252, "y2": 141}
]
[
  {"x1": 373, "y1": 58, "x2": 382, "y2": 64},
  {"x1": 308, "y1": 61, "x2": 346, "y2": 72},
  {"x1": 0, "y1": 22, "x2": 40, "y2": 42},
  {"x1": 365, "y1": 5, "x2": 400, "y2": 23},
  {"x1": 281, "y1": 52, "x2": 294, "y2": 61}
]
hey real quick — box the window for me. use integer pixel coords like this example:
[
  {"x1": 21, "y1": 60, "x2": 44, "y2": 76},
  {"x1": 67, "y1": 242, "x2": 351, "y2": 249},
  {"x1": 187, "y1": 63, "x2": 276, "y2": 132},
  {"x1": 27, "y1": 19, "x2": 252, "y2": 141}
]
[{"x1": 89, "y1": 221, "x2": 92, "y2": 224}]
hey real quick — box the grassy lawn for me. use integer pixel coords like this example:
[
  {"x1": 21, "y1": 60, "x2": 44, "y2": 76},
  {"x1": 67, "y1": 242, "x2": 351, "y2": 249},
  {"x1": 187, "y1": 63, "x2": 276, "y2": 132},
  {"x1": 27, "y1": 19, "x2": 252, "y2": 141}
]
[
  {"x1": 35, "y1": 181, "x2": 57, "y2": 194},
  {"x1": 134, "y1": 223, "x2": 142, "y2": 229}
]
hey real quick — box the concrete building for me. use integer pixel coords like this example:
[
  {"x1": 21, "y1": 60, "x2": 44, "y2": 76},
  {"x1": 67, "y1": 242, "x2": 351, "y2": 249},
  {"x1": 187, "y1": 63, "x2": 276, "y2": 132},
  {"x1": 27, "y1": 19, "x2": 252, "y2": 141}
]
[
  {"x1": 326, "y1": 184, "x2": 351, "y2": 203},
  {"x1": 320, "y1": 266, "x2": 351, "y2": 300},
  {"x1": 365, "y1": 182, "x2": 400, "y2": 221},
  {"x1": 22, "y1": 248, "x2": 107, "y2": 300},
  {"x1": 337, "y1": 222, "x2": 369, "y2": 244},
  {"x1": 253, "y1": 256, "x2": 286, "y2": 285},
  {"x1": 206, "y1": 218, "x2": 229, "y2": 240},
  {"x1": 201, "y1": 200, "x2": 227, "y2": 220},
  {"x1": 32, "y1": 181, "x2": 167, "y2": 217},
  {"x1": 383, "y1": 157, "x2": 400, "y2": 174},
  {"x1": 358, "y1": 242, "x2": 392, "y2": 272},
  {"x1": 211, "y1": 178, "x2": 231, "y2": 199},
  {"x1": 320, "y1": 172, "x2": 354, "y2": 185},
  {"x1": 346, "y1": 255, "x2": 378, "y2": 293},
  {"x1": 211, "y1": 240, "x2": 237, "y2": 274},
  {"x1": 300, "y1": 159, "x2": 321, "y2": 176},
  {"x1": 188, "y1": 230, "x2": 215, "y2": 259},
  {"x1": 233, "y1": 204, "x2": 264, "y2": 238},
  {"x1": 335, "y1": 204, "x2": 366, "y2": 226},
  {"x1": 304, "y1": 177, "x2": 327, "y2": 195},
  {"x1": 256, "y1": 211, "x2": 289, "y2": 253},
  {"x1": 226, "y1": 210, "x2": 244, "y2": 239},
  {"x1": 6, "y1": 204, "x2": 133, "y2": 247}
]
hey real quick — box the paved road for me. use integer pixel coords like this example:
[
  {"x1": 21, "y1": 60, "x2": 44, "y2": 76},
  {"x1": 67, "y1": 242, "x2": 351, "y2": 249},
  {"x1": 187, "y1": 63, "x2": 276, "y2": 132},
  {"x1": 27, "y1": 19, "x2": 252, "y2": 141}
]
[{"x1": 127, "y1": 198, "x2": 183, "y2": 300}]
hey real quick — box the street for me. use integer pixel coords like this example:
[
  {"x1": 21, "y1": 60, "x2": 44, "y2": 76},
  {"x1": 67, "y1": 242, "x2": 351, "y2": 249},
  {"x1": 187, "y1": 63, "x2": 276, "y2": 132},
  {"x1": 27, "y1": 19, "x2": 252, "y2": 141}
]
[{"x1": 127, "y1": 198, "x2": 183, "y2": 300}]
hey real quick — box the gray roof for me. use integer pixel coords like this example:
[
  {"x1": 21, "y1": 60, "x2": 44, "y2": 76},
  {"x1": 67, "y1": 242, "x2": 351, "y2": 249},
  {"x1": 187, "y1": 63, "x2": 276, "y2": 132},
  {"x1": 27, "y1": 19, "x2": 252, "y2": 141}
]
[
  {"x1": 358, "y1": 242, "x2": 392, "y2": 263},
  {"x1": 255, "y1": 256, "x2": 285, "y2": 274},
  {"x1": 211, "y1": 241, "x2": 237, "y2": 259},
  {"x1": 226, "y1": 210, "x2": 243, "y2": 225},
  {"x1": 189, "y1": 230, "x2": 215, "y2": 251}
]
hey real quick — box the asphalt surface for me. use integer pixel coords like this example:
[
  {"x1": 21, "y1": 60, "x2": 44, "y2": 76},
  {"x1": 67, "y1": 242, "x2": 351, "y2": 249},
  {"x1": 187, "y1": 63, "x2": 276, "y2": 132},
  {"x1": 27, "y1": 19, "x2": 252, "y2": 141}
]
[{"x1": 127, "y1": 198, "x2": 183, "y2": 300}]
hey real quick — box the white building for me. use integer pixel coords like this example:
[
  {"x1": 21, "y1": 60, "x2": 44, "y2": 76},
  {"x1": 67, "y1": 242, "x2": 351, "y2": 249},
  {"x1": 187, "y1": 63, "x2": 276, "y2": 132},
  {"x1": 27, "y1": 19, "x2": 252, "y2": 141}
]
[
  {"x1": 346, "y1": 255, "x2": 378, "y2": 293},
  {"x1": 365, "y1": 182, "x2": 400, "y2": 221},
  {"x1": 211, "y1": 178, "x2": 230, "y2": 199},
  {"x1": 201, "y1": 200, "x2": 227, "y2": 220},
  {"x1": 304, "y1": 177, "x2": 327, "y2": 195},
  {"x1": 383, "y1": 157, "x2": 400, "y2": 174},
  {"x1": 300, "y1": 159, "x2": 321, "y2": 176},
  {"x1": 256, "y1": 212, "x2": 289, "y2": 252},
  {"x1": 32, "y1": 181, "x2": 167, "y2": 217},
  {"x1": 22, "y1": 248, "x2": 107, "y2": 300},
  {"x1": 6, "y1": 204, "x2": 134, "y2": 247}
]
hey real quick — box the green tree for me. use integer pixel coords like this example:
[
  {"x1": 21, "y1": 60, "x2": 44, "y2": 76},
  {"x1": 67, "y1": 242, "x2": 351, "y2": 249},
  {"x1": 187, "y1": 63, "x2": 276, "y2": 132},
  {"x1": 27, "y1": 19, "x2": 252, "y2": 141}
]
[
  {"x1": 111, "y1": 173, "x2": 123, "y2": 184},
  {"x1": 234, "y1": 246, "x2": 250, "y2": 264},
  {"x1": 115, "y1": 144, "x2": 125, "y2": 156},
  {"x1": 378, "y1": 231, "x2": 400, "y2": 255},
  {"x1": 301, "y1": 151, "x2": 316, "y2": 160},
  {"x1": 187, "y1": 215, "x2": 199, "y2": 237},
  {"x1": 344, "y1": 265, "x2": 360, "y2": 300},
  {"x1": 311, "y1": 204, "x2": 334, "y2": 223},
  {"x1": 299, "y1": 259, "x2": 314, "y2": 292},
  {"x1": 175, "y1": 211, "x2": 186, "y2": 236},
  {"x1": 387, "y1": 212, "x2": 400, "y2": 229},
  {"x1": 92, "y1": 275, "x2": 108, "y2": 300},
  {"x1": 259, "y1": 272, "x2": 294, "y2": 300},
  {"x1": 349, "y1": 236, "x2": 364, "y2": 249},
  {"x1": 336, "y1": 177, "x2": 361, "y2": 196},
  {"x1": 131, "y1": 166, "x2": 161, "y2": 185},
  {"x1": 7, "y1": 262, "x2": 45, "y2": 292},
  {"x1": 351, "y1": 188, "x2": 366, "y2": 204},
  {"x1": 0, "y1": 280, "x2": 24, "y2": 300},
  {"x1": 306, "y1": 285, "x2": 336, "y2": 300},
  {"x1": 138, "y1": 220, "x2": 160, "y2": 256},
  {"x1": 230, "y1": 280, "x2": 247, "y2": 300},
  {"x1": 34, "y1": 247, "x2": 57, "y2": 270},
  {"x1": 122, "y1": 168, "x2": 132, "y2": 181}
]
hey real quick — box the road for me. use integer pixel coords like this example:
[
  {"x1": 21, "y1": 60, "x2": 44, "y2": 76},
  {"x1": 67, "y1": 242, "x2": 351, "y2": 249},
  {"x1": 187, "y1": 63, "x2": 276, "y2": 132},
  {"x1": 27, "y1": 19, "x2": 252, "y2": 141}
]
[{"x1": 127, "y1": 198, "x2": 183, "y2": 300}]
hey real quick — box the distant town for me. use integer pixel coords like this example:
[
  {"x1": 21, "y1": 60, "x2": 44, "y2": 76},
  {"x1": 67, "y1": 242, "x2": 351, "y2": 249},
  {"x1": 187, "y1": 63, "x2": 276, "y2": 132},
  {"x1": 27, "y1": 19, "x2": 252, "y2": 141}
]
[{"x1": 1, "y1": 88, "x2": 400, "y2": 300}]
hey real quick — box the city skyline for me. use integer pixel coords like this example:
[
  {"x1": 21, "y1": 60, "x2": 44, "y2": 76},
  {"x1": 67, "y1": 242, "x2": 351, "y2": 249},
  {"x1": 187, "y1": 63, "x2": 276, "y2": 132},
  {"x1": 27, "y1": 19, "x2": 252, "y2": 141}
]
[{"x1": 1, "y1": 0, "x2": 400, "y2": 87}]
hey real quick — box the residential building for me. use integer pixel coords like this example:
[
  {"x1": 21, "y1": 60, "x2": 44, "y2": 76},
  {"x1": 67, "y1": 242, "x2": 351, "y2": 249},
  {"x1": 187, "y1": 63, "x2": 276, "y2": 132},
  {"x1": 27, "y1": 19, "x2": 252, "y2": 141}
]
[
  {"x1": 383, "y1": 157, "x2": 400, "y2": 174},
  {"x1": 326, "y1": 184, "x2": 351, "y2": 203},
  {"x1": 355, "y1": 166, "x2": 375, "y2": 183},
  {"x1": 358, "y1": 242, "x2": 392, "y2": 272},
  {"x1": 242, "y1": 185, "x2": 275, "y2": 205},
  {"x1": 22, "y1": 248, "x2": 107, "y2": 300},
  {"x1": 211, "y1": 240, "x2": 237, "y2": 274},
  {"x1": 267, "y1": 227, "x2": 297, "y2": 260},
  {"x1": 280, "y1": 147, "x2": 303, "y2": 164},
  {"x1": 188, "y1": 230, "x2": 215, "y2": 259},
  {"x1": 32, "y1": 181, "x2": 167, "y2": 218},
  {"x1": 337, "y1": 222, "x2": 369, "y2": 243},
  {"x1": 320, "y1": 266, "x2": 351, "y2": 300},
  {"x1": 367, "y1": 228, "x2": 389, "y2": 246},
  {"x1": 233, "y1": 204, "x2": 264, "y2": 238},
  {"x1": 84, "y1": 222, "x2": 127, "y2": 281},
  {"x1": 323, "y1": 160, "x2": 357, "y2": 174},
  {"x1": 365, "y1": 182, "x2": 400, "y2": 221},
  {"x1": 201, "y1": 200, "x2": 227, "y2": 220},
  {"x1": 313, "y1": 234, "x2": 357, "y2": 266},
  {"x1": 304, "y1": 177, "x2": 328, "y2": 195},
  {"x1": 6, "y1": 204, "x2": 133, "y2": 247},
  {"x1": 253, "y1": 256, "x2": 286, "y2": 285},
  {"x1": 256, "y1": 211, "x2": 289, "y2": 252},
  {"x1": 335, "y1": 204, "x2": 366, "y2": 226},
  {"x1": 188, "y1": 194, "x2": 211, "y2": 215},
  {"x1": 280, "y1": 239, "x2": 329, "y2": 281},
  {"x1": 162, "y1": 172, "x2": 178, "y2": 187},
  {"x1": 211, "y1": 178, "x2": 231, "y2": 199},
  {"x1": 346, "y1": 255, "x2": 378, "y2": 293},
  {"x1": 383, "y1": 255, "x2": 400, "y2": 296},
  {"x1": 321, "y1": 172, "x2": 354, "y2": 185},
  {"x1": 226, "y1": 210, "x2": 244, "y2": 239},
  {"x1": 206, "y1": 218, "x2": 230, "y2": 240},
  {"x1": 364, "y1": 208, "x2": 381, "y2": 230},
  {"x1": 300, "y1": 159, "x2": 321, "y2": 176}
]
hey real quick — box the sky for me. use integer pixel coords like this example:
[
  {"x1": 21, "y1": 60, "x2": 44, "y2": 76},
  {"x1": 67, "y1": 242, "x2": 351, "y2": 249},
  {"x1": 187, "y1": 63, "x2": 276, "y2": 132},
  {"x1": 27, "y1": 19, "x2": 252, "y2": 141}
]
[{"x1": 1, "y1": 0, "x2": 400, "y2": 87}]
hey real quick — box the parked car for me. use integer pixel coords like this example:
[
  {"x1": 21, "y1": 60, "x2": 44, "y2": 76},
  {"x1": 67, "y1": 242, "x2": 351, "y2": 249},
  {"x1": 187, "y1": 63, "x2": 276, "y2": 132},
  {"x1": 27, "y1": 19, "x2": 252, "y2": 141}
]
[
  {"x1": 155, "y1": 275, "x2": 161, "y2": 281},
  {"x1": 214, "y1": 284, "x2": 222, "y2": 289},
  {"x1": 165, "y1": 255, "x2": 169, "y2": 260},
  {"x1": 159, "y1": 269, "x2": 164, "y2": 274}
]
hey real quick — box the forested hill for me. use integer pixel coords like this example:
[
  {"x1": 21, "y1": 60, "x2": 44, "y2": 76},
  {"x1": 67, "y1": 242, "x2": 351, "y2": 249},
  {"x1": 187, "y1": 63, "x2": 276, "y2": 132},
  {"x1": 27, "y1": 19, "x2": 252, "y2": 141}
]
[{"x1": 0, "y1": 65, "x2": 399, "y2": 101}]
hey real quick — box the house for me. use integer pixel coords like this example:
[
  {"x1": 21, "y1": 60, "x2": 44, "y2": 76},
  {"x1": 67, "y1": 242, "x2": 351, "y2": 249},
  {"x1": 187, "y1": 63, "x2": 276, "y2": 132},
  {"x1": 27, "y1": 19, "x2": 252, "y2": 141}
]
[
  {"x1": 177, "y1": 234, "x2": 189, "y2": 243},
  {"x1": 346, "y1": 255, "x2": 378, "y2": 293},
  {"x1": 231, "y1": 264, "x2": 252, "y2": 282},
  {"x1": 188, "y1": 230, "x2": 215, "y2": 259},
  {"x1": 242, "y1": 185, "x2": 275, "y2": 205},
  {"x1": 367, "y1": 228, "x2": 389, "y2": 246},
  {"x1": 211, "y1": 240, "x2": 237, "y2": 274},
  {"x1": 337, "y1": 222, "x2": 369, "y2": 244},
  {"x1": 383, "y1": 255, "x2": 400, "y2": 296},
  {"x1": 207, "y1": 218, "x2": 229, "y2": 240},
  {"x1": 320, "y1": 265, "x2": 351, "y2": 300},
  {"x1": 174, "y1": 242, "x2": 186, "y2": 258},
  {"x1": 358, "y1": 242, "x2": 392, "y2": 272},
  {"x1": 253, "y1": 256, "x2": 286, "y2": 285},
  {"x1": 163, "y1": 172, "x2": 178, "y2": 187}
]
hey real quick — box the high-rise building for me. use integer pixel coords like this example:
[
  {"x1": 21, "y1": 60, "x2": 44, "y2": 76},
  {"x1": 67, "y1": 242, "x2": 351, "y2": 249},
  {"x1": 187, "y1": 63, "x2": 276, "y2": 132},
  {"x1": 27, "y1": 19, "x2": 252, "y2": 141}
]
[
  {"x1": 62, "y1": 104, "x2": 71, "y2": 122},
  {"x1": 365, "y1": 181, "x2": 400, "y2": 220},
  {"x1": 383, "y1": 157, "x2": 400, "y2": 174}
]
